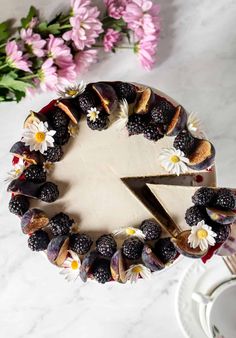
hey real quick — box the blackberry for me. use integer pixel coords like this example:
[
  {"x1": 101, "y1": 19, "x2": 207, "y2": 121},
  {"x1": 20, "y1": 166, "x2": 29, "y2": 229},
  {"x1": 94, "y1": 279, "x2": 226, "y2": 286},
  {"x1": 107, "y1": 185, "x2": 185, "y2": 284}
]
[
  {"x1": 143, "y1": 124, "x2": 164, "y2": 142},
  {"x1": 122, "y1": 237, "x2": 144, "y2": 260},
  {"x1": 154, "y1": 238, "x2": 177, "y2": 264},
  {"x1": 49, "y1": 108, "x2": 69, "y2": 129},
  {"x1": 113, "y1": 82, "x2": 137, "y2": 103},
  {"x1": 96, "y1": 234, "x2": 117, "y2": 258},
  {"x1": 87, "y1": 112, "x2": 109, "y2": 131},
  {"x1": 69, "y1": 233, "x2": 93, "y2": 255},
  {"x1": 140, "y1": 219, "x2": 162, "y2": 241},
  {"x1": 126, "y1": 114, "x2": 147, "y2": 136},
  {"x1": 38, "y1": 182, "x2": 59, "y2": 203},
  {"x1": 28, "y1": 230, "x2": 50, "y2": 251},
  {"x1": 92, "y1": 259, "x2": 111, "y2": 284},
  {"x1": 9, "y1": 195, "x2": 29, "y2": 216},
  {"x1": 78, "y1": 90, "x2": 97, "y2": 114},
  {"x1": 214, "y1": 188, "x2": 235, "y2": 210},
  {"x1": 211, "y1": 223, "x2": 231, "y2": 243},
  {"x1": 44, "y1": 144, "x2": 63, "y2": 162},
  {"x1": 54, "y1": 126, "x2": 70, "y2": 145},
  {"x1": 192, "y1": 187, "x2": 216, "y2": 206},
  {"x1": 150, "y1": 98, "x2": 175, "y2": 125},
  {"x1": 173, "y1": 130, "x2": 197, "y2": 155},
  {"x1": 49, "y1": 212, "x2": 74, "y2": 236},
  {"x1": 185, "y1": 205, "x2": 208, "y2": 227},
  {"x1": 24, "y1": 164, "x2": 46, "y2": 183}
]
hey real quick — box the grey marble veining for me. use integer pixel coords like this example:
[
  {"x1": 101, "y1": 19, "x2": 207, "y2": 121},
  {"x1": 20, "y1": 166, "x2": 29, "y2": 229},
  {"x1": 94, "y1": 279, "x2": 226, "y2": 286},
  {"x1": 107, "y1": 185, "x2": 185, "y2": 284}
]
[{"x1": 0, "y1": 1, "x2": 236, "y2": 337}]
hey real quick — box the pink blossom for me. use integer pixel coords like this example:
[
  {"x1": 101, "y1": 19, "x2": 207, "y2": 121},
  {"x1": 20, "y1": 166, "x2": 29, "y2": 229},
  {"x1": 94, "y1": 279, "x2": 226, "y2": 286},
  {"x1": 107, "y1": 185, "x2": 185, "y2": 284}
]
[
  {"x1": 37, "y1": 59, "x2": 57, "y2": 91},
  {"x1": 5, "y1": 40, "x2": 31, "y2": 72},
  {"x1": 57, "y1": 65, "x2": 77, "y2": 85},
  {"x1": 103, "y1": 29, "x2": 121, "y2": 52},
  {"x1": 104, "y1": 0, "x2": 127, "y2": 19},
  {"x1": 136, "y1": 37, "x2": 157, "y2": 71},
  {"x1": 71, "y1": 0, "x2": 91, "y2": 15},
  {"x1": 47, "y1": 35, "x2": 74, "y2": 68},
  {"x1": 63, "y1": 2, "x2": 103, "y2": 50},
  {"x1": 20, "y1": 28, "x2": 46, "y2": 57},
  {"x1": 74, "y1": 49, "x2": 97, "y2": 74}
]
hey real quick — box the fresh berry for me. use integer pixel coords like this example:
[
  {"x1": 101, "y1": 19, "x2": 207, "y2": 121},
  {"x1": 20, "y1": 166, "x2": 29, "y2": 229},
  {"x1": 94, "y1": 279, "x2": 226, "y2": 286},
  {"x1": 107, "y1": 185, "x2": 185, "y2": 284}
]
[
  {"x1": 214, "y1": 188, "x2": 235, "y2": 210},
  {"x1": 126, "y1": 114, "x2": 147, "y2": 136},
  {"x1": 140, "y1": 219, "x2": 162, "y2": 241},
  {"x1": 49, "y1": 212, "x2": 74, "y2": 236},
  {"x1": 38, "y1": 182, "x2": 59, "y2": 202},
  {"x1": 9, "y1": 195, "x2": 29, "y2": 216},
  {"x1": 211, "y1": 223, "x2": 231, "y2": 243},
  {"x1": 122, "y1": 237, "x2": 144, "y2": 260},
  {"x1": 44, "y1": 144, "x2": 63, "y2": 162},
  {"x1": 143, "y1": 124, "x2": 164, "y2": 141},
  {"x1": 49, "y1": 108, "x2": 69, "y2": 129},
  {"x1": 78, "y1": 90, "x2": 98, "y2": 114},
  {"x1": 87, "y1": 112, "x2": 109, "y2": 131},
  {"x1": 69, "y1": 233, "x2": 93, "y2": 255},
  {"x1": 113, "y1": 82, "x2": 137, "y2": 103},
  {"x1": 192, "y1": 187, "x2": 215, "y2": 206},
  {"x1": 96, "y1": 234, "x2": 117, "y2": 258},
  {"x1": 24, "y1": 164, "x2": 46, "y2": 183},
  {"x1": 28, "y1": 230, "x2": 50, "y2": 251},
  {"x1": 154, "y1": 238, "x2": 177, "y2": 264},
  {"x1": 185, "y1": 205, "x2": 209, "y2": 227},
  {"x1": 92, "y1": 259, "x2": 111, "y2": 284},
  {"x1": 173, "y1": 130, "x2": 197, "y2": 155},
  {"x1": 54, "y1": 126, "x2": 70, "y2": 145},
  {"x1": 150, "y1": 98, "x2": 175, "y2": 125}
]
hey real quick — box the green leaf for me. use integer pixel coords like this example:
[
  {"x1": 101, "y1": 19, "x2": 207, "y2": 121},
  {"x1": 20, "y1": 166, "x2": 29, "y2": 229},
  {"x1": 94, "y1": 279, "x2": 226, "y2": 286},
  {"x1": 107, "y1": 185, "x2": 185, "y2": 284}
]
[
  {"x1": 14, "y1": 90, "x2": 26, "y2": 102},
  {"x1": 37, "y1": 22, "x2": 60, "y2": 35},
  {"x1": 0, "y1": 74, "x2": 30, "y2": 92},
  {"x1": 0, "y1": 21, "x2": 10, "y2": 43},
  {"x1": 21, "y1": 6, "x2": 37, "y2": 29}
]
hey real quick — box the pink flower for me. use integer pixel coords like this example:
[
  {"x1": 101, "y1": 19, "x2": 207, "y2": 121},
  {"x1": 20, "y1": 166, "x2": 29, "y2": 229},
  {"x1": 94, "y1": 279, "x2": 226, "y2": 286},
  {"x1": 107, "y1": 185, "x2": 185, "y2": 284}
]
[
  {"x1": 20, "y1": 28, "x2": 46, "y2": 57},
  {"x1": 57, "y1": 65, "x2": 77, "y2": 85},
  {"x1": 104, "y1": 0, "x2": 127, "y2": 19},
  {"x1": 63, "y1": 2, "x2": 103, "y2": 50},
  {"x1": 5, "y1": 41, "x2": 31, "y2": 72},
  {"x1": 37, "y1": 59, "x2": 57, "y2": 91},
  {"x1": 103, "y1": 29, "x2": 121, "y2": 52},
  {"x1": 74, "y1": 49, "x2": 97, "y2": 73},
  {"x1": 71, "y1": 0, "x2": 91, "y2": 15},
  {"x1": 136, "y1": 37, "x2": 157, "y2": 71}
]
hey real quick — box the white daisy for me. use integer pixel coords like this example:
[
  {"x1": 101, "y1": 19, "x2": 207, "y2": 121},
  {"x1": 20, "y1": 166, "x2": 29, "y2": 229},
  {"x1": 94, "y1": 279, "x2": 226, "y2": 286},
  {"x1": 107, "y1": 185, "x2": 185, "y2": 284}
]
[
  {"x1": 68, "y1": 121, "x2": 79, "y2": 137},
  {"x1": 160, "y1": 147, "x2": 189, "y2": 176},
  {"x1": 125, "y1": 264, "x2": 152, "y2": 283},
  {"x1": 113, "y1": 99, "x2": 129, "y2": 130},
  {"x1": 59, "y1": 250, "x2": 81, "y2": 282},
  {"x1": 43, "y1": 161, "x2": 54, "y2": 173},
  {"x1": 187, "y1": 112, "x2": 205, "y2": 138},
  {"x1": 5, "y1": 158, "x2": 25, "y2": 182},
  {"x1": 87, "y1": 107, "x2": 100, "y2": 122},
  {"x1": 22, "y1": 120, "x2": 56, "y2": 154},
  {"x1": 113, "y1": 227, "x2": 145, "y2": 240},
  {"x1": 188, "y1": 220, "x2": 217, "y2": 252},
  {"x1": 57, "y1": 81, "x2": 86, "y2": 98}
]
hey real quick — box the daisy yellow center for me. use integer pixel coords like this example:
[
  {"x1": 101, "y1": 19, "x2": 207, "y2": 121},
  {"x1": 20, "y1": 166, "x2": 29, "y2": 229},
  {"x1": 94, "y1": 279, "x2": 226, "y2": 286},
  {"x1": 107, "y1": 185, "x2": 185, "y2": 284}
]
[
  {"x1": 126, "y1": 228, "x2": 136, "y2": 235},
  {"x1": 71, "y1": 260, "x2": 79, "y2": 270},
  {"x1": 34, "y1": 132, "x2": 46, "y2": 143},
  {"x1": 15, "y1": 169, "x2": 22, "y2": 175},
  {"x1": 170, "y1": 155, "x2": 180, "y2": 163},
  {"x1": 67, "y1": 89, "x2": 78, "y2": 96},
  {"x1": 132, "y1": 266, "x2": 142, "y2": 274},
  {"x1": 90, "y1": 111, "x2": 97, "y2": 120},
  {"x1": 197, "y1": 229, "x2": 208, "y2": 239}
]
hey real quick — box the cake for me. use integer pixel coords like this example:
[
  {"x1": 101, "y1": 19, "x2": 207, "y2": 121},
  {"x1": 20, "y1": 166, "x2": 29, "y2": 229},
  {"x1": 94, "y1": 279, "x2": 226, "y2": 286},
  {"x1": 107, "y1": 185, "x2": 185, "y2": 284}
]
[{"x1": 7, "y1": 81, "x2": 236, "y2": 283}]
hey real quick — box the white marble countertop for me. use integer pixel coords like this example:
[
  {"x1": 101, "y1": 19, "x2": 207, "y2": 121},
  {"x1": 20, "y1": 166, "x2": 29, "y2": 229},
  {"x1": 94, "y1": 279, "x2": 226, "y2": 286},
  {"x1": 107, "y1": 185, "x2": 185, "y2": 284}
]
[{"x1": 0, "y1": 1, "x2": 236, "y2": 337}]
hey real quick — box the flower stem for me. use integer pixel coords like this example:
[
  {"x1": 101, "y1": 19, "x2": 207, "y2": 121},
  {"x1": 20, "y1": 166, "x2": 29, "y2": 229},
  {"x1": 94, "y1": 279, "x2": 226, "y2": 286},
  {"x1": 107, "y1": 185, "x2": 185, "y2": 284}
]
[
  {"x1": 0, "y1": 63, "x2": 8, "y2": 70},
  {"x1": 60, "y1": 24, "x2": 71, "y2": 30},
  {"x1": 94, "y1": 44, "x2": 133, "y2": 50},
  {"x1": 0, "y1": 42, "x2": 6, "y2": 49},
  {"x1": 20, "y1": 74, "x2": 38, "y2": 80}
]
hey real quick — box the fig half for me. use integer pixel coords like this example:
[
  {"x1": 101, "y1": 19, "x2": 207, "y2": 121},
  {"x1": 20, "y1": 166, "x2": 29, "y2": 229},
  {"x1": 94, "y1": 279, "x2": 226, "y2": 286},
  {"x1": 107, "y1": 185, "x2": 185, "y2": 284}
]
[
  {"x1": 142, "y1": 244, "x2": 165, "y2": 271},
  {"x1": 166, "y1": 105, "x2": 187, "y2": 136},
  {"x1": 7, "y1": 179, "x2": 42, "y2": 198},
  {"x1": 110, "y1": 250, "x2": 126, "y2": 283},
  {"x1": 47, "y1": 235, "x2": 69, "y2": 266},
  {"x1": 21, "y1": 208, "x2": 49, "y2": 234},
  {"x1": 188, "y1": 139, "x2": 215, "y2": 171},
  {"x1": 171, "y1": 230, "x2": 207, "y2": 258},
  {"x1": 10, "y1": 141, "x2": 42, "y2": 164},
  {"x1": 55, "y1": 99, "x2": 81, "y2": 124},
  {"x1": 206, "y1": 207, "x2": 236, "y2": 225},
  {"x1": 134, "y1": 87, "x2": 155, "y2": 114},
  {"x1": 92, "y1": 82, "x2": 118, "y2": 114},
  {"x1": 24, "y1": 111, "x2": 48, "y2": 129},
  {"x1": 80, "y1": 250, "x2": 98, "y2": 282}
]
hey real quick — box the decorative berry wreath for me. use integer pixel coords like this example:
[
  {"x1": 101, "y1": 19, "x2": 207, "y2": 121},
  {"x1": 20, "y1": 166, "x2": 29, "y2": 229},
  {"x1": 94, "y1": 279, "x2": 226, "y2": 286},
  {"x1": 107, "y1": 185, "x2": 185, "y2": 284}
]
[{"x1": 6, "y1": 81, "x2": 236, "y2": 283}]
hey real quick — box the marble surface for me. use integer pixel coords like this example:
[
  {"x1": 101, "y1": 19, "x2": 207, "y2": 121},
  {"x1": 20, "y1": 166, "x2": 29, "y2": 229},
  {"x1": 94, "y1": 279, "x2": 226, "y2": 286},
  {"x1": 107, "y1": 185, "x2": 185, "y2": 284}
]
[{"x1": 0, "y1": 1, "x2": 236, "y2": 337}]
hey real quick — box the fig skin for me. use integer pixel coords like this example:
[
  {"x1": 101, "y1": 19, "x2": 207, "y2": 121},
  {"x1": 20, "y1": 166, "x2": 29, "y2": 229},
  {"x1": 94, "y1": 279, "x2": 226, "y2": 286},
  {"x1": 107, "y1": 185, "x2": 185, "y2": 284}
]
[
  {"x1": 142, "y1": 245, "x2": 165, "y2": 271},
  {"x1": 171, "y1": 231, "x2": 207, "y2": 258},
  {"x1": 187, "y1": 139, "x2": 215, "y2": 171},
  {"x1": 10, "y1": 141, "x2": 43, "y2": 164},
  {"x1": 206, "y1": 207, "x2": 236, "y2": 225},
  {"x1": 21, "y1": 208, "x2": 49, "y2": 234},
  {"x1": 80, "y1": 250, "x2": 98, "y2": 282},
  {"x1": 166, "y1": 105, "x2": 187, "y2": 136},
  {"x1": 92, "y1": 82, "x2": 118, "y2": 114},
  {"x1": 47, "y1": 235, "x2": 69, "y2": 266},
  {"x1": 24, "y1": 111, "x2": 48, "y2": 129},
  {"x1": 55, "y1": 99, "x2": 81, "y2": 124},
  {"x1": 135, "y1": 87, "x2": 156, "y2": 115},
  {"x1": 110, "y1": 249, "x2": 126, "y2": 283},
  {"x1": 7, "y1": 179, "x2": 42, "y2": 198}
]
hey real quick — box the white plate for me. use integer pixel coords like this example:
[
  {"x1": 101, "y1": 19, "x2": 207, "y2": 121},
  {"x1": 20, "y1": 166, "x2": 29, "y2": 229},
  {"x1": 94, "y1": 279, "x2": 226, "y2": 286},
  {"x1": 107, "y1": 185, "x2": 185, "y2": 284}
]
[{"x1": 175, "y1": 256, "x2": 231, "y2": 338}]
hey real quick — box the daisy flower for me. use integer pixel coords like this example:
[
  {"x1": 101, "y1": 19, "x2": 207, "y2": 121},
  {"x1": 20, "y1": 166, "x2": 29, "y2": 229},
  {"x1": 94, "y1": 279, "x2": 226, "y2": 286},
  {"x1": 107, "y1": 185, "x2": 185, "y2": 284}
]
[
  {"x1": 187, "y1": 112, "x2": 205, "y2": 138},
  {"x1": 113, "y1": 99, "x2": 129, "y2": 130},
  {"x1": 5, "y1": 158, "x2": 25, "y2": 182},
  {"x1": 57, "y1": 81, "x2": 86, "y2": 99},
  {"x1": 188, "y1": 220, "x2": 217, "y2": 252},
  {"x1": 125, "y1": 264, "x2": 152, "y2": 283},
  {"x1": 113, "y1": 227, "x2": 145, "y2": 240},
  {"x1": 60, "y1": 250, "x2": 81, "y2": 282},
  {"x1": 43, "y1": 161, "x2": 54, "y2": 173},
  {"x1": 22, "y1": 120, "x2": 56, "y2": 154},
  {"x1": 87, "y1": 107, "x2": 100, "y2": 122},
  {"x1": 159, "y1": 147, "x2": 189, "y2": 176}
]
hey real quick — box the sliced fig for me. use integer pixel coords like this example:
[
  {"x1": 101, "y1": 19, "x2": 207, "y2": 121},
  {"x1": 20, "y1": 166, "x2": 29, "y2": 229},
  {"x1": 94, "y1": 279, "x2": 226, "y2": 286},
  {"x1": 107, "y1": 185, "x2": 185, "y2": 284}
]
[
  {"x1": 188, "y1": 139, "x2": 215, "y2": 171},
  {"x1": 55, "y1": 99, "x2": 81, "y2": 124},
  {"x1": 21, "y1": 208, "x2": 49, "y2": 234},
  {"x1": 142, "y1": 244, "x2": 165, "y2": 271},
  {"x1": 23, "y1": 111, "x2": 48, "y2": 129},
  {"x1": 166, "y1": 105, "x2": 187, "y2": 136},
  {"x1": 80, "y1": 250, "x2": 98, "y2": 282},
  {"x1": 10, "y1": 141, "x2": 42, "y2": 164},
  {"x1": 134, "y1": 87, "x2": 156, "y2": 114},
  {"x1": 206, "y1": 207, "x2": 236, "y2": 225},
  {"x1": 92, "y1": 82, "x2": 118, "y2": 114},
  {"x1": 171, "y1": 230, "x2": 207, "y2": 258},
  {"x1": 7, "y1": 179, "x2": 42, "y2": 198},
  {"x1": 38, "y1": 99, "x2": 57, "y2": 115},
  {"x1": 110, "y1": 250, "x2": 126, "y2": 283},
  {"x1": 47, "y1": 235, "x2": 69, "y2": 266}
]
